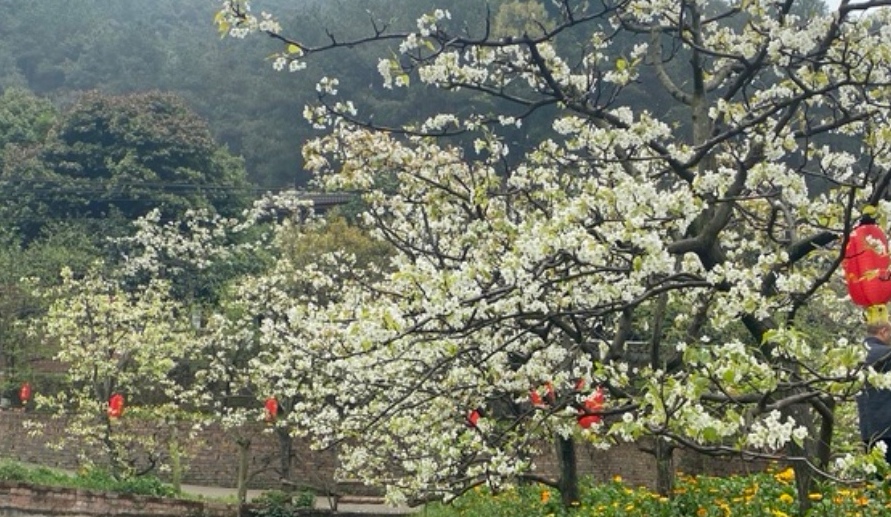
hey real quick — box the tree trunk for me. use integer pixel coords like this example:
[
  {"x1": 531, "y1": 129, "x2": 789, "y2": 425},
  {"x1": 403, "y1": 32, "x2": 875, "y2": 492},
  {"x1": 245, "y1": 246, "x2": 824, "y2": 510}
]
[
  {"x1": 236, "y1": 437, "x2": 251, "y2": 517},
  {"x1": 556, "y1": 435, "x2": 579, "y2": 507},
  {"x1": 169, "y1": 425, "x2": 182, "y2": 493},
  {"x1": 790, "y1": 445, "x2": 813, "y2": 517},
  {"x1": 102, "y1": 417, "x2": 124, "y2": 479},
  {"x1": 655, "y1": 439, "x2": 675, "y2": 496},
  {"x1": 649, "y1": 290, "x2": 675, "y2": 496},
  {"x1": 814, "y1": 398, "x2": 835, "y2": 471},
  {"x1": 275, "y1": 427, "x2": 293, "y2": 491},
  {"x1": 787, "y1": 403, "x2": 816, "y2": 516}
]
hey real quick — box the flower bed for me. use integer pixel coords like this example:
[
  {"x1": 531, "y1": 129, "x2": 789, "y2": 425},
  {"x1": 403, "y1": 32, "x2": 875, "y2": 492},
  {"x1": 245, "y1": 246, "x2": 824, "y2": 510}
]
[{"x1": 424, "y1": 468, "x2": 891, "y2": 516}]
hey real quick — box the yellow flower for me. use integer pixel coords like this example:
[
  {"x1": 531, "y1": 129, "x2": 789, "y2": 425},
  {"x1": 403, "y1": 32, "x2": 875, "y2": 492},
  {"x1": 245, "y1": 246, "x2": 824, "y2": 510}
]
[
  {"x1": 625, "y1": 504, "x2": 635, "y2": 512},
  {"x1": 808, "y1": 493, "x2": 823, "y2": 501},
  {"x1": 613, "y1": 475, "x2": 623, "y2": 483},
  {"x1": 772, "y1": 510, "x2": 790, "y2": 517},
  {"x1": 778, "y1": 493, "x2": 794, "y2": 504},
  {"x1": 540, "y1": 489, "x2": 550, "y2": 504},
  {"x1": 774, "y1": 467, "x2": 795, "y2": 483},
  {"x1": 856, "y1": 495, "x2": 869, "y2": 506},
  {"x1": 743, "y1": 483, "x2": 759, "y2": 496},
  {"x1": 697, "y1": 507, "x2": 708, "y2": 517}
]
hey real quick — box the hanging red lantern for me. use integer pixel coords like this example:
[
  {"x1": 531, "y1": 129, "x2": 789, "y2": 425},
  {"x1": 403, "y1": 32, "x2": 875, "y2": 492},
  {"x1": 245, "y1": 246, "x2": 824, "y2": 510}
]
[
  {"x1": 529, "y1": 389, "x2": 544, "y2": 407},
  {"x1": 529, "y1": 382, "x2": 556, "y2": 408},
  {"x1": 19, "y1": 382, "x2": 31, "y2": 405},
  {"x1": 843, "y1": 216, "x2": 891, "y2": 323},
  {"x1": 577, "y1": 387, "x2": 604, "y2": 429},
  {"x1": 264, "y1": 397, "x2": 278, "y2": 423},
  {"x1": 107, "y1": 393, "x2": 125, "y2": 419},
  {"x1": 466, "y1": 408, "x2": 481, "y2": 428}
]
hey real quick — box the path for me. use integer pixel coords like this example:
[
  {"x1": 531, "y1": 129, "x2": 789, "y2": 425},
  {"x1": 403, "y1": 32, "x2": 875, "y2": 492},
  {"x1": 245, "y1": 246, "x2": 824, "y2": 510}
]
[{"x1": 179, "y1": 482, "x2": 420, "y2": 514}]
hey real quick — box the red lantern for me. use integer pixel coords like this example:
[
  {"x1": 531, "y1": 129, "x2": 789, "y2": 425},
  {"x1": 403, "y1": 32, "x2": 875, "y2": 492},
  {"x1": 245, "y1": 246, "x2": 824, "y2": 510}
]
[
  {"x1": 529, "y1": 382, "x2": 556, "y2": 408},
  {"x1": 19, "y1": 382, "x2": 31, "y2": 404},
  {"x1": 108, "y1": 393, "x2": 125, "y2": 419},
  {"x1": 466, "y1": 408, "x2": 481, "y2": 428},
  {"x1": 264, "y1": 397, "x2": 278, "y2": 423},
  {"x1": 577, "y1": 387, "x2": 604, "y2": 429},
  {"x1": 529, "y1": 389, "x2": 544, "y2": 407},
  {"x1": 843, "y1": 219, "x2": 891, "y2": 308}
]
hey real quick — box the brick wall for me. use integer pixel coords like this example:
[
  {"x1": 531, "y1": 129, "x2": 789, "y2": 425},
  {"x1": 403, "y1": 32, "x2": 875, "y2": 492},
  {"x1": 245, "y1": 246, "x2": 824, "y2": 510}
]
[
  {"x1": 0, "y1": 410, "x2": 765, "y2": 493},
  {"x1": 0, "y1": 481, "x2": 239, "y2": 517},
  {"x1": 0, "y1": 410, "x2": 337, "y2": 491}
]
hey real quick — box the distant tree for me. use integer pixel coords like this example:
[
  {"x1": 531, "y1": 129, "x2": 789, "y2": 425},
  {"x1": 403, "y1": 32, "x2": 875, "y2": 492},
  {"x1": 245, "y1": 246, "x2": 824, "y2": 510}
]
[
  {"x1": 0, "y1": 88, "x2": 57, "y2": 169},
  {"x1": 492, "y1": 0, "x2": 554, "y2": 38},
  {"x1": 0, "y1": 90, "x2": 251, "y2": 240}
]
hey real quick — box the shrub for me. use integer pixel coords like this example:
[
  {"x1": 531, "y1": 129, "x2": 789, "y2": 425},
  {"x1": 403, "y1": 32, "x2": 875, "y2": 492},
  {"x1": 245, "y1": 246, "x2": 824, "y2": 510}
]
[{"x1": 251, "y1": 489, "x2": 316, "y2": 517}]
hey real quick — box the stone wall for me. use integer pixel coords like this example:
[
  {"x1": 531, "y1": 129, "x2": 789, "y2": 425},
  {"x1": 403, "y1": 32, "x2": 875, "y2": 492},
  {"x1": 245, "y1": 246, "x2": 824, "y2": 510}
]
[{"x1": 0, "y1": 410, "x2": 766, "y2": 494}]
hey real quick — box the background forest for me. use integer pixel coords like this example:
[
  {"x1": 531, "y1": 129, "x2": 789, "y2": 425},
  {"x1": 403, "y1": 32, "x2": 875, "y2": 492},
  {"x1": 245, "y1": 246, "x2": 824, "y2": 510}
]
[{"x1": 0, "y1": 0, "x2": 560, "y2": 189}]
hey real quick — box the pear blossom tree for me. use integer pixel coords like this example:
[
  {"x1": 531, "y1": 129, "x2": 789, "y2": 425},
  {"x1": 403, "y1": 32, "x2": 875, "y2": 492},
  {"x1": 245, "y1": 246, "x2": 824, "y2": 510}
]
[
  {"x1": 29, "y1": 265, "x2": 194, "y2": 478},
  {"x1": 126, "y1": 194, "x2": 336, "y2": 504},
  {"x1": 118, "y1": 201, "x2": 293, "y2": 502},
  {"x1": 27, "y1": 202, "x2": 278, "y2": 483},
  {"x1": 180, "y1": 212, "x2": 391, "y2": 506},
  {"x1": 213, "y1": 0, "x2": 891, "y2": 511}
]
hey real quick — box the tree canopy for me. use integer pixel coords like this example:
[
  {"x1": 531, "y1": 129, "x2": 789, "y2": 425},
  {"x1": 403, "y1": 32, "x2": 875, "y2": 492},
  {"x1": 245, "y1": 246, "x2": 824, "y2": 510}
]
[
  {"x1": 209, "y1": 0, "x2": 891, "y2": 511},
  {"x1": 0, "y1": 90, "x2": 250, "y2": 240}
]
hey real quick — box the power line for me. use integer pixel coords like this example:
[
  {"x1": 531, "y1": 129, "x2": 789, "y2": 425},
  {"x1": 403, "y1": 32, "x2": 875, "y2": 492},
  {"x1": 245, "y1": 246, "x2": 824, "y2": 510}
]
[{"x1": 0, "y1": 178, "x2": 354, "y2": 205}]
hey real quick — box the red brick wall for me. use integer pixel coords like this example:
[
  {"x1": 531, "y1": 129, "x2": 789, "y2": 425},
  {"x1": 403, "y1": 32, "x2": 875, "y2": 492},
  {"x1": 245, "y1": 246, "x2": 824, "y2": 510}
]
[
  {"x1": 0, "y1": 410, "x2": 765, "y2": 493},
  {"x1": 0, "y1": 481, "x2": 239, "y2": 517},
  {"x1": 0, "y1": 410, "x2": 337, "y2": 491}
]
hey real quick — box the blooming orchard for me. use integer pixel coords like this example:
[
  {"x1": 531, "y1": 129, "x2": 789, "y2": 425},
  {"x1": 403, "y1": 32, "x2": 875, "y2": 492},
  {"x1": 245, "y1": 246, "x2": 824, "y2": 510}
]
[{"x1": 34, "y1": 0, "x2": 887, "y2": 507}]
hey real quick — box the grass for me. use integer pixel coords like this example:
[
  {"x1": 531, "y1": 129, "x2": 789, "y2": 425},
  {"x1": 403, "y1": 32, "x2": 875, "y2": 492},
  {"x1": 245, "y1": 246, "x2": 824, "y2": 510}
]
[
  {"x1": 0, "y1": 461, "x2": 178, "y2": 498},
  {"x1": 0, "y1": 460, "x2": 314, "y2": 509},
  {"x1": 422, "y1": 468, "x2": 891, "y2": 517}
]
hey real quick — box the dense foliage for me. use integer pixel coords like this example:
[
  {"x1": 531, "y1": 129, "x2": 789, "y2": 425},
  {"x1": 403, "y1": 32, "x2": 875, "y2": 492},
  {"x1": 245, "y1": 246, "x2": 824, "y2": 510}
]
[
  {"x1": 0, "y1": 0, "x2": 504, "y2": 187},
  {"x1": 0, "y1": 90, "x2": 250, "y2": 240}
]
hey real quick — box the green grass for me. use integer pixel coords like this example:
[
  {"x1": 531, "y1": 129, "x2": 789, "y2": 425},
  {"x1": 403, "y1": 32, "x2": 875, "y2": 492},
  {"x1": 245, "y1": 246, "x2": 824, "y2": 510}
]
[
  {"x1": 423, "y1": 468, "x2": 891, "y2": 517},
  {"x1": 0, "y1": 460, "x2": 315, "y2": 508},
  {"x1": 0, "y1": 461, "x2": 177, "y2": 498}
]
